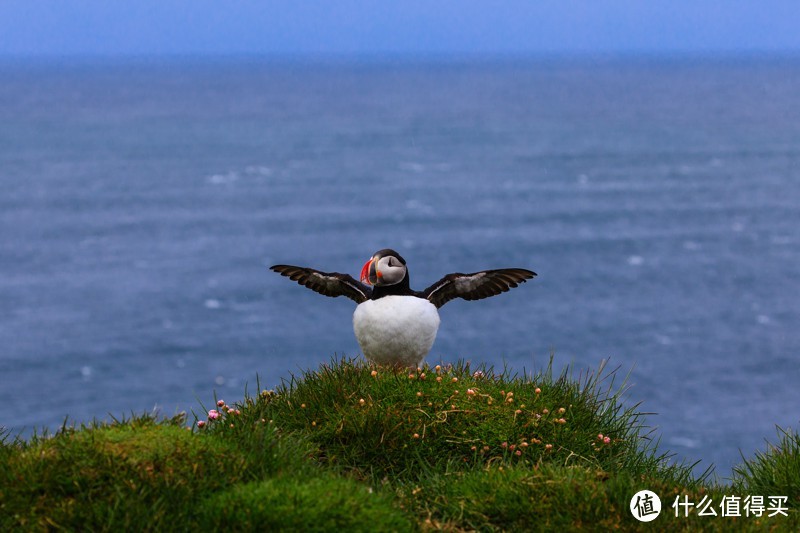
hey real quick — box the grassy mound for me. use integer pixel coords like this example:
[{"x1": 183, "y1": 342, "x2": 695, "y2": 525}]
[
  {"x1": 1, "y1": 357, "x2": 797, "y2": 531},
  {"x1": 228, "y1": 359, "x2": 699, "y2": 485},
  {"x1": 0, "y1": 414, "x2": 296, "y2": 529}
]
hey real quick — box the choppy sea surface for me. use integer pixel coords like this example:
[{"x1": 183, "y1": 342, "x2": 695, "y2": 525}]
[{"x1": 1, "y1": 57, "x2": 798, "y2": 477}]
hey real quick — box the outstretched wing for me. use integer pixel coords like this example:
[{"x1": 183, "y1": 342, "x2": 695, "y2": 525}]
[
  {"x1": 421, "y1": 268, "x2": 536, "y2": 309},
  {"x1": 270, "y1": 265, "x2": 372, "y2": 304}
]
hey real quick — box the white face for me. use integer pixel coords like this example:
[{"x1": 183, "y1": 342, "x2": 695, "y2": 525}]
[{"x1": 374, "y1": 255, "x2": 407, "y2": 286}]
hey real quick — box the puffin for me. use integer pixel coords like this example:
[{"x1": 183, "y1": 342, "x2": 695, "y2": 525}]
[{"x1": 271, "y1": 249, "x2": 536, "y2": 368}]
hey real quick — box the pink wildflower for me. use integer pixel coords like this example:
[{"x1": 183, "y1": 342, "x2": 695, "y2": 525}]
[{"x1": 208, "y1": 409, "x2": 220, "y2": 420}]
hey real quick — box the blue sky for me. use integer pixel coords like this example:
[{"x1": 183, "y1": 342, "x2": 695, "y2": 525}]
[{"x1": 1, "y1": 1, "x2": 799, "y2": 57}]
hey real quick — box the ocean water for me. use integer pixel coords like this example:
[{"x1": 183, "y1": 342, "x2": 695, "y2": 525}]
[{"x1": 1, "y1": 57, "x2": 798, "y2": 477}]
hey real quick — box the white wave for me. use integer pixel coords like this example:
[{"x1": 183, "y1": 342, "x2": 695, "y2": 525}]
[
  {"x1": 770, "y1": 235, "x2": 792, "y2": 245},
  {"x1": 404, "y1": 199, "x2": 434, "y2": 214},
  {"x1": 207, "y1": 171, "x2": 239, "y2": 185},
  {"x1": 400, "y1": 162, "x2": 425, "y2": 173},
  {"x1": 655, "y1": 334, "x2": 673, "y2": 346},
  {"x1": 669, "y1": 436, "x2": 700, "y2": 449},
  {"x1": 244, "y1": 165, "x2": 273, "y2": 176}
]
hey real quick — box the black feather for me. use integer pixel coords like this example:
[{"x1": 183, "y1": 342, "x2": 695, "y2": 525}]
[
  {"x1": 270, "y1": 264, "x2": 372, "y2": 304},
  {"x1": 421, "y1": 268, "x2": 536, "y2": 308}
]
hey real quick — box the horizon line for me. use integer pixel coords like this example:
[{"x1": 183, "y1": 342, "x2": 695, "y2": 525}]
[{"x1": 2, "y1": 49, "x2": 800, "y2": 65}]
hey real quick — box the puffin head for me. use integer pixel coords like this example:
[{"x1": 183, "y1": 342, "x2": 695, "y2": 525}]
[{"x1": 360, "y1": 249, "x2": 408, "y2": 286}]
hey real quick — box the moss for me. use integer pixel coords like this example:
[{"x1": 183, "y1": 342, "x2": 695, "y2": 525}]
[{"x1": 201, "y1": 475, "x2": 413, "y2": 532}]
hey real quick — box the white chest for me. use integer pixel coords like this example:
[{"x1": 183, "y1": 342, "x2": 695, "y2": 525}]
[{"x1": 352, "y1": 296, "x2": 440, "y2": 367}]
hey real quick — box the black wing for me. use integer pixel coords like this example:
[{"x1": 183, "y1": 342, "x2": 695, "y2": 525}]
[
  {"x1": 270, "y1": 265, "x2": 372, "y2": 304},
  {"x1": 421, "y1": 268, "x2": 536, "y2": 309}
]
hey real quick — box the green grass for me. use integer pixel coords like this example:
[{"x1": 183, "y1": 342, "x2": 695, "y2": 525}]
[
  {"x1": 732, "y1": 426, "x2": 800, "y2": 510},
  {"x1": 0, "y1": 413, "x2": 300, "y2": 530},
  {"x1": 1, "y1": 357, "x2": 797, "y2": 531},
  {"x1": 232, "y1": 358, "x2": 702, "y2": 486},
  {"x1": 200, "y1": 475, "x2": 413, "y2": 532}
]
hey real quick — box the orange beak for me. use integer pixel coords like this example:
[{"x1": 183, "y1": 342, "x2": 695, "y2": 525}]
[
  {"x1": 360, "y1": 257, "x2": 375, "y2": 285},
  {"x1": 360, "y1": 256, "x2": 383, "y2": 285}
]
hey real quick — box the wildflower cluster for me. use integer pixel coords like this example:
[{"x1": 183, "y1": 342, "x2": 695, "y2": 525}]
[
  {"x1": 592, "y1": 432, "x2": 614, "y2": 450},
  {"x1": 390, "y1": 363, "x2": 588, "y2": 462},
  {"x1": 196, "y1": 399, "x2": 242, "y2": 429}
]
